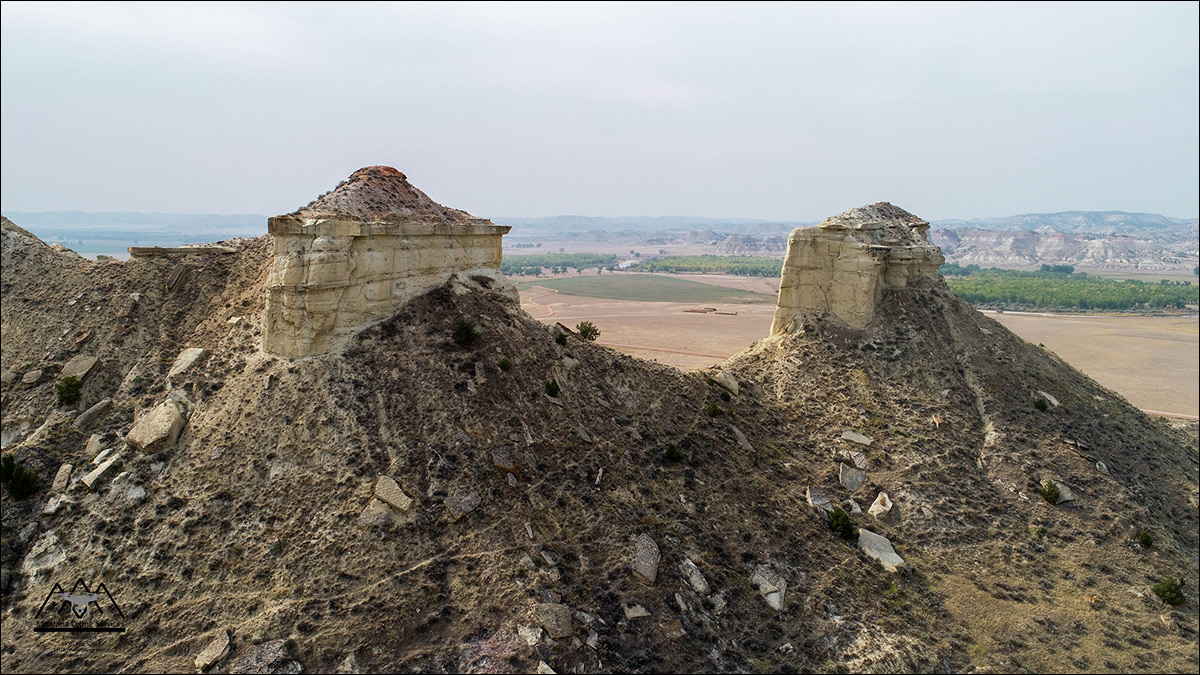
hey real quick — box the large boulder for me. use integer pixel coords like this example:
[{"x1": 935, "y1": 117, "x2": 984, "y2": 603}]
[
  {"x1": 858, "y1": 529, "x2": 905, "y2": 572},
  {"x1": 126, "y1": 401, "x2": 186, "y2": 454},
  {"x1": 632, "y1": 533, "x2": 661, "y2": 585}
]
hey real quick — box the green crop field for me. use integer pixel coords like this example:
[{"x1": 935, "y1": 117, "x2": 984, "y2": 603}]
[{"x1": 518, "y1": 274, "x2": 773, "y2": 304}]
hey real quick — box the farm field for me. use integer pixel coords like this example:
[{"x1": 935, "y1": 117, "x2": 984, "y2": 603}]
[
  {"x1": 518, "y1": 273, "x2": 1199, "y2": 417},
  {"x1": 515, "y1": 273, "x2": 772, "y2": 304}
]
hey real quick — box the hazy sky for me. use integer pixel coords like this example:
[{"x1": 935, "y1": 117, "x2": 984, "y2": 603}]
[{"x1": 2, "y1": 1, "x2": 1197, "y2": 221}]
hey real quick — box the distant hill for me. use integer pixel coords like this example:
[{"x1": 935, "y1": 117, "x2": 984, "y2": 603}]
[{"x1": 933, "y1": 211, "x2": 1198, "y2": 239}]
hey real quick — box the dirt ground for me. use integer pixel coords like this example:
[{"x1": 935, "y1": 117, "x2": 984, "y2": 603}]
[{"x1": 520, "y1": 274, "x2": 1200, "y2": 417}]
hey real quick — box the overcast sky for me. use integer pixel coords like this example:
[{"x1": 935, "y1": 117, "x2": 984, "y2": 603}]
[{"x1": 2, "y1": 1, "x2": 1197, "y2": 221}]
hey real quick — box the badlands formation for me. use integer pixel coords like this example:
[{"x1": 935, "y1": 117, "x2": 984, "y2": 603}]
[
  {"x1": 0, "y1": 171, "x2": 1197, "y2": 674},
  {"x1": 264, "y1": 166, "x2": 513, "y2": 358},
  {"x1": 771, "y1": 202, "x2": 944, "y2": 334}
]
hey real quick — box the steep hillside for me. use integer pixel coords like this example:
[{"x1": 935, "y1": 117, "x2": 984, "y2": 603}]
[{"x1": 1, "y1": 212, "x2": 1197, "y2": 674}]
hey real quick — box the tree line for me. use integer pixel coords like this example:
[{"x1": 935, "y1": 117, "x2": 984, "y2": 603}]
[{"x1": 940, "y1": 264, "x2": 1197, "y2": 310}]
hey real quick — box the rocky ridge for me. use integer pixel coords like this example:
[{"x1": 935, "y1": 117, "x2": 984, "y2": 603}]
[{"x1": 1, "y1": 187, "x2": 1198, "y2": 674}]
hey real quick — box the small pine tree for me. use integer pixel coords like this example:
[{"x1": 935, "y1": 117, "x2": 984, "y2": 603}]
[
  {"x1": 1152, "y1": 578, "x2": 1184, "y2": 606},
  {"x1": 55, "y1": 376, "x2": 83, "y2": 406},
  {"x1": 453, "y1": 318, "x2": 481, "y2": 346},
  {"x1": 828, "y1": 508, "x2": 855, "y2": 540},
  {"x1": 576, "y1": 321, "x2": 601, "y2": 342},
  {"x1": 1, "y1": 454, "x2": 40, "y2": 500},
  {"x1": 1041, "y1": 480, "x2": 1060, "y2": 504}
]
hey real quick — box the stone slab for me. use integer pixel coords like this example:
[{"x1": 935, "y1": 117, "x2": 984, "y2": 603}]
[
  {"x1": 632, "y1": 532, "x2": 661, "y2": 585},
  {"x1": 375, "y1": 476, "x2": 413, "y2": 512},
  {"x1": 74, "y1": 398, "x2": 112, "y2": 429},
  {"x1": 168, "y1": 347, "x2": 210, "y2": 380},
  {"x1": 60, "y1": 355, "x2": 98, "y2": 381},
  {"x1": 858, "y1": 529, "x2": 905, "y2": 572}
]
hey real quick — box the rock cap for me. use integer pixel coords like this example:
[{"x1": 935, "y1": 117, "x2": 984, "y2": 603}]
[{"x1": 288, "y1": 166, "x2": 479, "y2": 225}]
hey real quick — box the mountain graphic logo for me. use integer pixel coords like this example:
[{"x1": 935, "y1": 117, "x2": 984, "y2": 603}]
[{"x1": 34, "y1": 578, "x2": 126, "y2": 633}]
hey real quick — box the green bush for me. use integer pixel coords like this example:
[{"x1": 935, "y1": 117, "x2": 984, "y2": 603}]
[
  {"x1": 545, "y1": 378, "x2": 560, "y2": 398},
  {"x1": 1138, "y1": 530, "x2": 1154, "y2": 548},
  {"x1": 1041, "y1": 480, "x2": 1060, "y2": 504},
  {"x1": 705, "y1": 401, "x2": 723, "y2": 417},
  {"x1": 720, "y1": 391, "x2": 731, "y2": 402},
  {"x1": 828, "y1": 508, "x2": 855, "y2": 540},
  {"x1": 663, "y1": 443, "x2": 685, "y2": 463},
  {"x1": 555, "y1": 332, "x2": 568, "y2": 346},
  {"x1": 1, "y1": 454, "x2": 40, "y2": 500},
  {"x1": 55, "y1": 375, "x2": 83, "y2": 406},
  {"x1": 1034, "y1": 397, "x2": 1048, "y2": 412},
  {"x1": 576, "y1": 321, "x2": 601, "y2": 342},
  {"x1": 1152, "y1": 578, "x2": 1184, "y2": 606},
  {"x1": 498, "y1": 357, "x2": 512, "y2": 372},
  {"x1": 452, "y1": 318, "x2": 481, "y2": 346}
]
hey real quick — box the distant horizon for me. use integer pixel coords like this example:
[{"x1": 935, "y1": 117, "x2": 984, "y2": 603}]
[{"x1": 6, "y1": 208, "x2": 1197, "y2": 223}]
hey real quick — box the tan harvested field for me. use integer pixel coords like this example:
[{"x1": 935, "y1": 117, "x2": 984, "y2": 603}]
[
  {"x1": 986, "y1": 311, "x2": 1199, "y2": 417},
  {"x1": 519, "y1": 272, "x2": 1200, "y2": 417}
]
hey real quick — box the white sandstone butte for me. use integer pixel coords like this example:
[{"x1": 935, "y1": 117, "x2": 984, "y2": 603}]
[
  {"x1": 770, "y1": 202, "x2": 945, "y2": 334},
  {"x1": 263, "y1": 166, "x2": 514, "y2": 358}
]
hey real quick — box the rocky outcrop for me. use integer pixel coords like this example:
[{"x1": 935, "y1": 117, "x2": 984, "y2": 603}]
[
  {"x1": 263, "y1": 166, "x2": 514, "y2": 358},
  {"x1": 771, "y1": 203, "x2": 944, "y2": 333}
]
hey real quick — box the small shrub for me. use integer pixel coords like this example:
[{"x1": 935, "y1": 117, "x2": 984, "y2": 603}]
[
  {"x1": 1138, "y1": 530, "x2": 1154, "y2": 549},
  {"x1": 545, "y1": 378, "x2": 560, "y2": 397},
  {"x1": 452, "y1": 318, "x2": 481, "y2": 346},
  {"x1": 1040, "y1": 481, "x2": 1060, "y2": 504},
  {"x1": 1152, "y1": 578, "x2": 1184, "y2": 606},
  {"x1": 720, "y1": 391, "x2": 731, "y2": 402},
  {"x1": 1, "y1": 454, "x2": 40, "y2": 500},
  {"x1": 555, "y1": 332, "x2": 568, "y2": 346},
  {"x1": 828, "y1": 508, "x2": 854, "y2": 540},
  {"x1": 498, "y1": 357, "x2": 512, "y2": 372},
  {"x1": 663, "y1": 443, "x2": 685, "y2": 463},
  {"x1": 55, "y1": 375, "x2": 84, "y2": 406},
  {"x1": 705, "y1": 401, "x2": 723, "y2": 417},
  {"x1": 1034, "y1": 397, "x2": 1048, "y2": 412},
  {"x1": 576, "y1": 321, "x2": 601, "y2": 342}
]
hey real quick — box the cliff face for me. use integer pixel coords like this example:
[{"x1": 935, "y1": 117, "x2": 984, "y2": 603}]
[
  {"x1": 771, "y1": 203, "x2": 944, "y2": 333},
  {"x1": 263, "y1": 167, "x2": 514, "y2": 358}
]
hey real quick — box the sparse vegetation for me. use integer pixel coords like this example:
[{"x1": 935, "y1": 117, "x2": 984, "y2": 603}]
[
  {"x1": 1138, "y1": 530, "x2": 1154, "y2": 548},
  {"x1": 1034, "y1": 397, "x2": 1048, "y2": 412},
  {"x1": 828, "y1": 508, "x2": 855, "y2": 540},
  {"x1": 555, "y1": 332, "x2": 568, "y2": 346},
  {"x1": 705, "y1": 401, "x2": 723, "y2": 417},
  {"x1": 576, "y1": 320, "x2": 600, "y2": 342},
  {"x1": 545, "y1": 378, "x2": 560, "y2": 397},
  {"x1": 55, "y1": 375, "x2": 83, "y2": 405},
  {"x1": 452, "y1": 318, "x2": 481, "y2": 346},
  {"x1": 663, "y1": 443, "x2": 685, "y2": 463},
  {"x1": 1040, "y1": 480, "x2": 1060, "y2": 504},
  {"x1": 1, "y1": 454, "x2": 40, "y2": 499},
  {"x1": 498, "y1": 357, "x2": 512, "y2": 371},
  {"x1": 1152, "y1": 578, "x2": 1184, "y2": 606}
]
